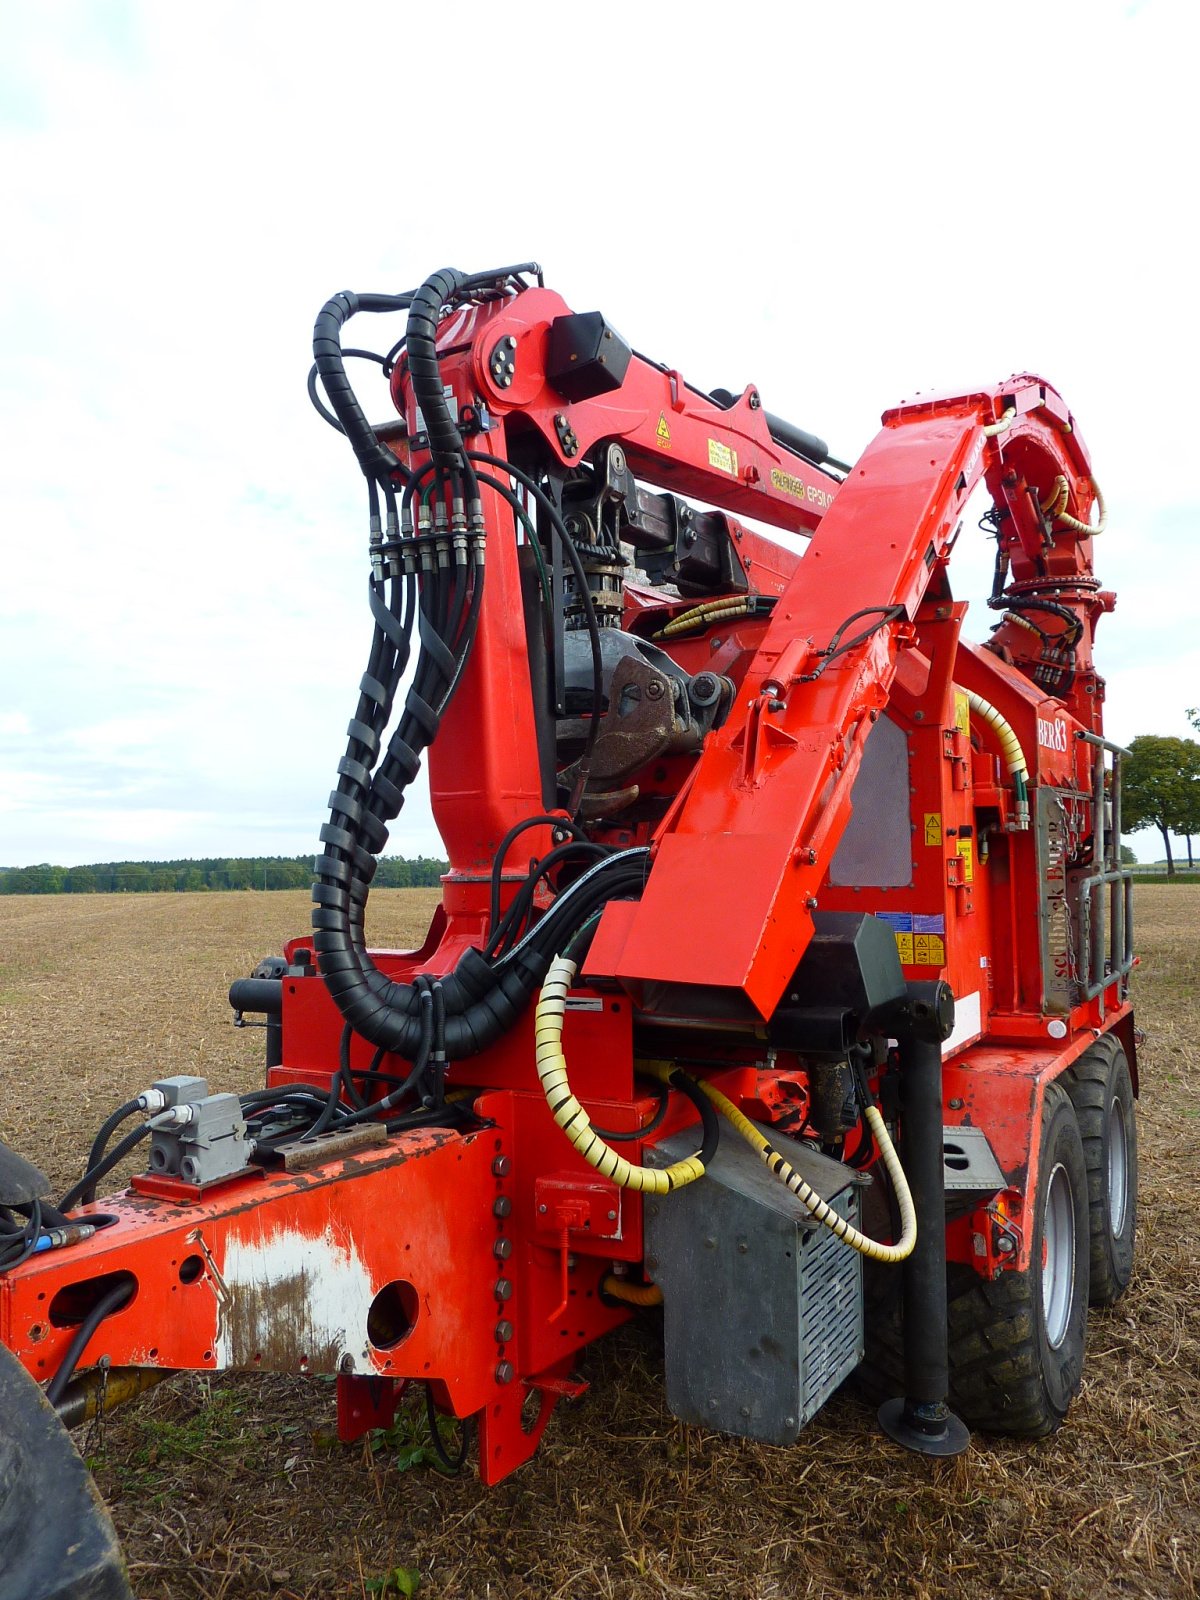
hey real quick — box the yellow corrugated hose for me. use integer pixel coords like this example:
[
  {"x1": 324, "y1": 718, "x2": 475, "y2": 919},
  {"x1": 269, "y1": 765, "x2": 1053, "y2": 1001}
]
[
  {"x1": 534, "y1": 960, "x2": 917, "y2": 1261},
  {"x1": 962, "y1": 689, "x2": 1030, "y2": 829},
  {"x1": 641, "y1": 1062, "x2": 917, "y2": 1264},
  {"x1": 534, "y1": 956, "x2": 707, "y2": 1193}
]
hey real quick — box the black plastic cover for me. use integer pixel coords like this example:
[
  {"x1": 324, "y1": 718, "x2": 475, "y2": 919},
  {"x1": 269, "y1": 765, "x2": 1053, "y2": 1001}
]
[{"x1": 546, "y1": 312, "x2": 632, "y2": 402}]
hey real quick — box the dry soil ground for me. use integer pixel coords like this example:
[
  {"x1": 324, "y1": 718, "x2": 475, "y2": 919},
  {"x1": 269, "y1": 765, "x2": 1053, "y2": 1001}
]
[{"x1": 1, "y1": 886, "x2": 1197, "y2": 1600}]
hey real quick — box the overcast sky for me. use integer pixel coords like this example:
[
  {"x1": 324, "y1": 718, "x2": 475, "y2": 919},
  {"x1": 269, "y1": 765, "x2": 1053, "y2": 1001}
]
[{"x1": 2, "y1": 0, "x2": 1195, "y2": 868}]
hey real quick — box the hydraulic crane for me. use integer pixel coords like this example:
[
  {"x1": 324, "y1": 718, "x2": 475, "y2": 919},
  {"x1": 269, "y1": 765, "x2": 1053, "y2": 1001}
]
[{"x1": 0, "y1": 263, "x2": 1137, "y2": 1600}]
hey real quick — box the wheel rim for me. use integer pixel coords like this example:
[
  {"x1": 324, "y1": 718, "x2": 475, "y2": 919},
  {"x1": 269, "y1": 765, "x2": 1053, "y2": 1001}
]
[
  {"x1": 1108, "y1": 1094, "x2": 1129, "y2": 1237},
  {"x1": 1042, "y1": 1161, "x2": 1076, "y2": 1349}
]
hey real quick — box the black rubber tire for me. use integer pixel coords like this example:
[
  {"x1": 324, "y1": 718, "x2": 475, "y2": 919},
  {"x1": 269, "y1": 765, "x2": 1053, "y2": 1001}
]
[
  {"x1": 1063, "y1": 1032, "x2": 1137, "y2": 1305},
  {"x1": 945, "y1": 1080, "x2": 1089, "y2": 1435},
  {"x1": 858, "y1": 1079, "x2": 1090, "y2": 1437}
]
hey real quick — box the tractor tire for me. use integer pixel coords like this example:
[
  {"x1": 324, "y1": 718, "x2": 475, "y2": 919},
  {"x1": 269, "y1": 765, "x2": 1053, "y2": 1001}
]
[
  {"x1": 945, "y1": 1079, "x2": 1089, "y2": 1435},
  {"x1": 858, "y1": 1080, "x2": 1090, "y2": 1437},
  {"x1": 1063, "y1": 1031, "x2": 1137, "y2": 1304}
]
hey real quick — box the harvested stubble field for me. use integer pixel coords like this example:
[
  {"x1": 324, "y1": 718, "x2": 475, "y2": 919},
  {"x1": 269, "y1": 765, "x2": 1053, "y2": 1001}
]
[{"x1": 1, "y1": 886, "x2": 1197, "y2": 1600}]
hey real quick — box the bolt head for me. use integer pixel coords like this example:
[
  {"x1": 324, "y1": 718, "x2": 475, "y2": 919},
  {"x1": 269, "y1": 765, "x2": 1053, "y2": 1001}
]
[
  {"x1": 492, "y1": 1156, "x2": 511, "y2": 1177},
  {"x1": 493, "y1": 1196, "x2": 513, "y2": 1218},
  {"x1": 495, "y1": 1361, "x2": 515, "y2": 1385},
  {"x1": 495, "y1": 1320, "x2": 513, "y2": 1343}
]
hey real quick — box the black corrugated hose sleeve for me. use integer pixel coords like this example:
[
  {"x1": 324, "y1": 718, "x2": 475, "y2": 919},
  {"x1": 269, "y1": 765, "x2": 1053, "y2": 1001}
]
[
  {"x1": 312, "y1": 290, "x2": 411, "y2": 482},
  {"x1": 405, "y1": 270, "x2": 467, "y2": 469}
]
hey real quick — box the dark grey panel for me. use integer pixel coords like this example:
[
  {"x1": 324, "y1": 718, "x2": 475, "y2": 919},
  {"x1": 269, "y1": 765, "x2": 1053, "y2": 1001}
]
[{"x1": 829, "y1": 713, "x2": 912, "y2": 888}]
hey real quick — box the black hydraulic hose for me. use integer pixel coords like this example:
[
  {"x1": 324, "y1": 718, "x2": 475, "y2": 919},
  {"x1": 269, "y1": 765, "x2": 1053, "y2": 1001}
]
[
  {"x1": 668, "y1": 1068, "x2": 721, "y2": 1168},
  {"x1": 45, "y1": 1279, "x2": 136, "y2": 1407},
  {"x1": 486, "y1": 841, "x2": 613, "y2": 960},
  {"x1": 425, "y1": 1381, "x2": 473, "y2": 1473},
  {"x1": 467, "y1": 453, "x2": 605, "y2": 790},
  {"x1": 303, "y1": 1025, "x2": 355, "y2": 1142},
  {"x1": 488, "y1": 813, "x2": 589, "y2": 938},
  {"x1": 61, "y1": 1125, "x2": 151, "y2": 1213},
  {"x1": 0, "y1": 1197, "x2": 41, "y2": 1272},
  {"x1": 590, "y1": 1079, "x2": 671, "y2": 1144},
  {"x1": 85, "y1": 1100, "x2": 142, "y2": 1187}
]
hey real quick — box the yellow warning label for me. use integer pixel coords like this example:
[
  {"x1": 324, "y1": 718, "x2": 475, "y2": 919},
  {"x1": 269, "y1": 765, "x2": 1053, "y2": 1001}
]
[
  {"x1": 707, "y1": 438, "x2": 738, "y2": 476},
  {"x1": 958, "y1": 839, "x2": 975, "y2": 883},
  {"x1": 924, "y1": 812, "x2": 943, "y2": 846},
  {"x1": 894, "y1": 932, "x2": 914, "y2": 965},
  {"x1": 656, "y1": 412, "x2": 672, "y2": 449},
  {"x1": 954, "y1": 690, "x2": 971, "y2": 737},
  {"x1": 913, "y1": 933, "x2": 946, "y2": 967}
]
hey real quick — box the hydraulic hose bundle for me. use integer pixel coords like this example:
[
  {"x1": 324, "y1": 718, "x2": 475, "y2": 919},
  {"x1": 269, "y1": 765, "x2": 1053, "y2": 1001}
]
[{"x1": 306, "y1": 264, "x2": 640, "y2": 1083}]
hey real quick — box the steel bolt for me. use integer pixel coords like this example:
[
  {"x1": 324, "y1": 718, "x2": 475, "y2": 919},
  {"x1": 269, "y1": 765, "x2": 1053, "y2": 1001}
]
[
  {"x1": 646, "y1": 679, "x2": 665, "y2": 700},
  {"x1": 495, "y1": 1278, "x2": 514, "y2": 1301},
  {"x1": 339, "y1": 1354, "x2": 355, "y2": 1374},
  {"x1": 785, "y1": 1415, "x2": 797, "y2": 1429},
  {"x1": 505, "y1": 335, "x2": 516, "y2": 349},
  {"x1": 606, "y1": 1209, "x2": 617, "y2": 1222},
  {"x1": 495, "y1": 1319, "x2": 514, "y2": 1343},
  {"x1": 493, "y1": 1238, "x2": 513, "y2": 1260},
  {"x1": 493, "y1": 1196, "x2": 513, "y2": 1219},
  {"x1": 495, "y1": 1361, "x2": 515, "y2": 1385},
  {"x1": 492, "y1": 1155, "x2": 511, "y2": 1178}
]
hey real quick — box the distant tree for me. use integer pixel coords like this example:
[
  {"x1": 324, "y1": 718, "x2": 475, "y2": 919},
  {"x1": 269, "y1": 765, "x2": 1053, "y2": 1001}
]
[
  {"x1": 1177, "y1": 771, "x2": 1200, "y2": 871},
  {"x1": 182, "y1": 867, "x2": 206, "y2": 891},
  {"x1": 65, "y1": 866, "x2": 97, "y2": 893},
  {"x1": 9, "y1": 864, "x2": 63, "y2": 893},
  {"x1": 224, "y1": 859, "x2": 255, "y2": 890},
  {"x1": 1122, "y1": 735, "x2": 1200, "y2": 877},
  {"x1": 1187, "y1": 707, "x2": 1199, "y2": 734},
  {"x1": 1118, "y1": 843, "x2": 1136, "y2": 866},
  {"x1": 114, "y1": 863, "x2": 151, "y2": 893},
  {"x1": 151, "y1": 869, "x2": 175, "y2": 892}
]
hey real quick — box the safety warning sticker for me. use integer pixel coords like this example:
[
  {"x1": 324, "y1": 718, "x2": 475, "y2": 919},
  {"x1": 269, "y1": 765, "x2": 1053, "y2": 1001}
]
[
  {"x1": 957, "y1": 838, "x2": 975, "y2": 883},
  {"x1": 707, "y1": 438, "x2": 738, "y2": 476},
  {"x1": 656, "y1": 412, "x2": 672, "y2": 449},
  {"x1": 871, "y1": 911, "x2": 945, "y2": 967},
  {"x1": 924, "y1": 812, "x2": 942, "y2": 846}
]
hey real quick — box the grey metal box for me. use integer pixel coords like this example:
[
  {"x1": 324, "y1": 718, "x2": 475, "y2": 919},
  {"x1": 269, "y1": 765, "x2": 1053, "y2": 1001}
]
[{"x1": 644, "y1": 1123, "x2": 864, "y2": 1445}]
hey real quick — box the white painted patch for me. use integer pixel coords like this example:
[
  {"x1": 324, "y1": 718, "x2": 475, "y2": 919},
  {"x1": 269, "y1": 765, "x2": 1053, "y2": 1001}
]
[
  {"x1": 214, "y1": 1224, "x2": 376, "y2": 1370},
  {"x1": 941, "y1": 990, "x2": 982, "y2": 1058}
]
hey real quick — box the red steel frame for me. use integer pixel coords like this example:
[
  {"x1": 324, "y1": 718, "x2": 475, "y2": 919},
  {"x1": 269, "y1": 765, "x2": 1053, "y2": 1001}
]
[{"x1": 0, "y1": 283, "x2": 1131, "y2": 1481}]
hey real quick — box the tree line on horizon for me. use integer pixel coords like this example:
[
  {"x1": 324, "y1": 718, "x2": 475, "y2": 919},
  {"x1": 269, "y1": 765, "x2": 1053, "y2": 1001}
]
[
  {"x1": 0, "y1": 855, "x2": 450, "y2": 896},
  {"x1": 1123, "y1": 711, "x2": 1200, "y2": 876}
]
